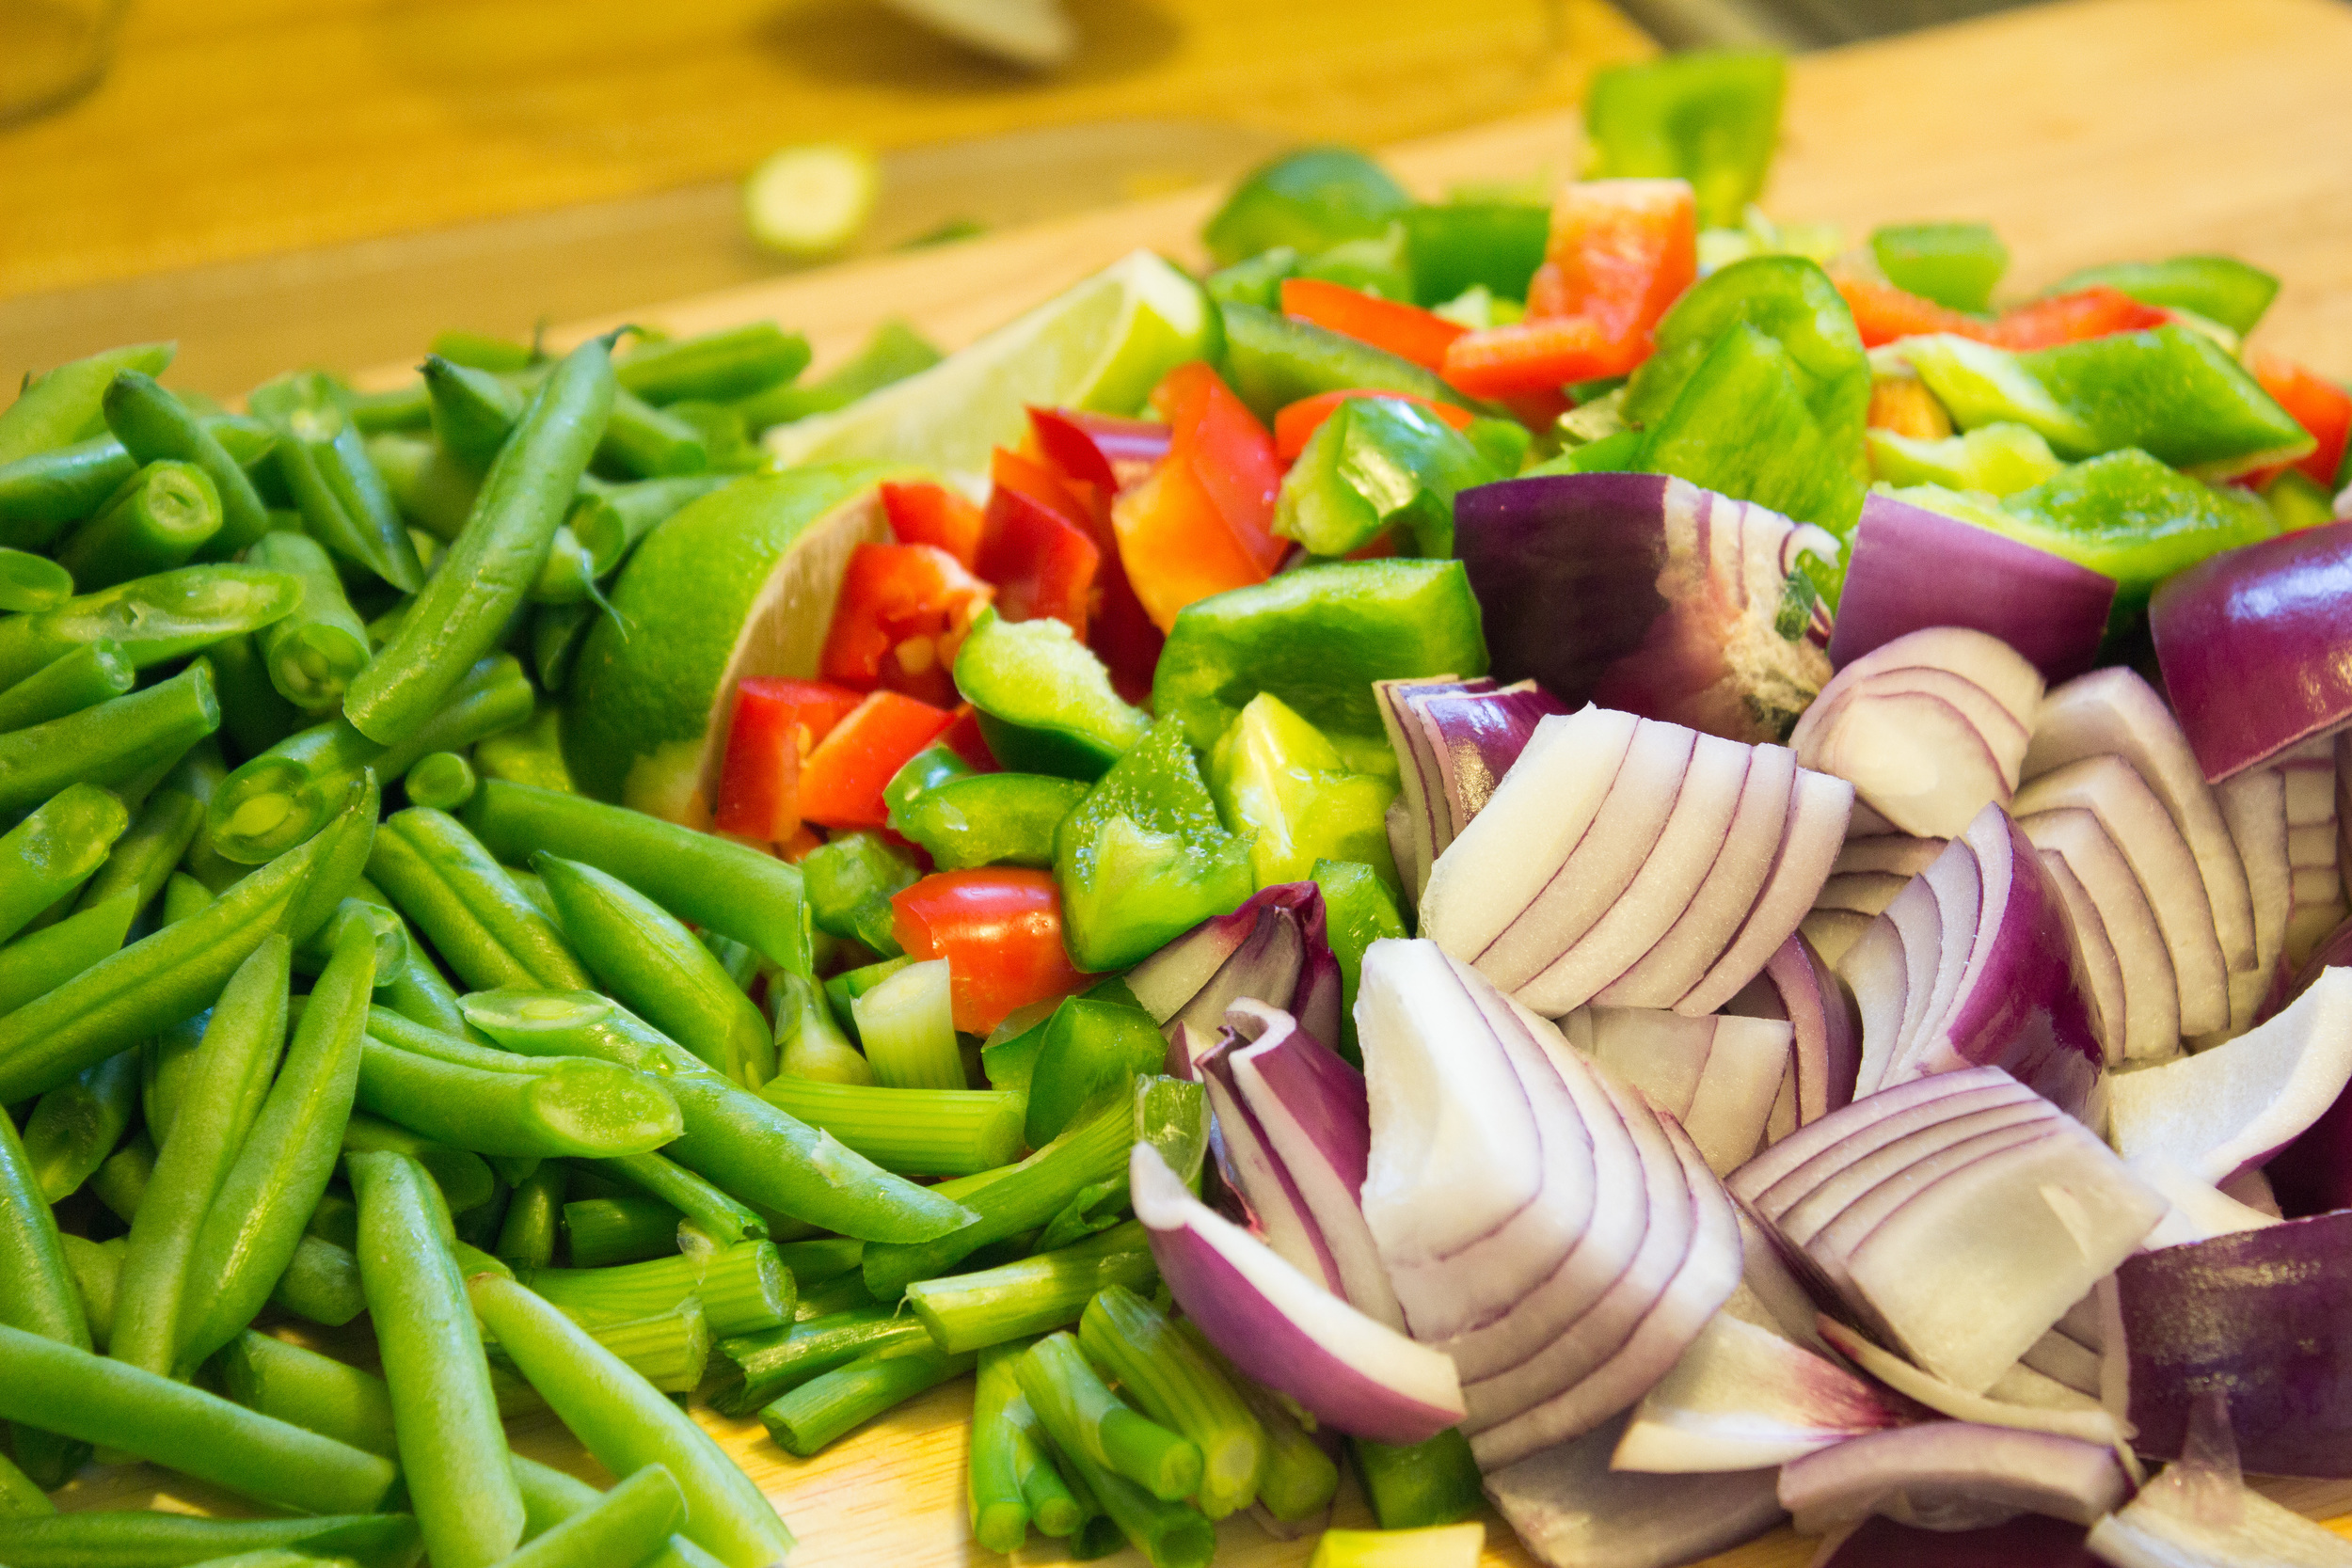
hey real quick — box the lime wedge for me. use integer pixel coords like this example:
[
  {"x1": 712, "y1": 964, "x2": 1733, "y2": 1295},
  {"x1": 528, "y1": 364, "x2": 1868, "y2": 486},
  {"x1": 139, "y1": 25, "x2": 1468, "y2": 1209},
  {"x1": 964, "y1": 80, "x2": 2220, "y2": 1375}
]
[
  {"x1": 563, "y1": 464, "x2": 900, "y2": 819},
  {"x1": 744, "y1": 144, "x2": 881, "y2": 258},
  {"x1": 763, "y1": 248, "x2": 1216, "y2": 480}
]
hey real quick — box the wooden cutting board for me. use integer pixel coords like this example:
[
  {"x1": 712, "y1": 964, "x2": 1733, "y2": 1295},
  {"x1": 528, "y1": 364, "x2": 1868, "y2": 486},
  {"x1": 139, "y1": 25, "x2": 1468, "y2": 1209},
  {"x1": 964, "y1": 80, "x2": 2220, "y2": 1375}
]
[{"x1": 56, "y1": 0, "x2": 2352, "y2": 1562}]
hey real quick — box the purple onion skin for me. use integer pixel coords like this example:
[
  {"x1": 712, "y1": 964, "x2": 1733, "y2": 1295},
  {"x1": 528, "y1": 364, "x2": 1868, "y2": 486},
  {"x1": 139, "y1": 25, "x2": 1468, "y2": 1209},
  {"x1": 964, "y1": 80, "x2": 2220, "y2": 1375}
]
[
  {"x1": 1830, "y1": 496, "x2": 2116, "y2": 684},
  {"x1": 1819, "y1": 1514, "x2": 2100, "y2": 1567},
  {"x1": 2116, "y1": 1211, "x2": 2352, "y2": 1476},
  {"x1": 1420, "y1": 685, "x2": 1573, "y2": 823},
  {"x1": 2152, "y1": 520, "x2": 2352, "y2": 783},
  {"x1": 1149, "y1": 883, "x2": 1345, "y2": 1053},
  {"x1": 1750, "y1": 931, "x2": 1861, "y2": 1123}
]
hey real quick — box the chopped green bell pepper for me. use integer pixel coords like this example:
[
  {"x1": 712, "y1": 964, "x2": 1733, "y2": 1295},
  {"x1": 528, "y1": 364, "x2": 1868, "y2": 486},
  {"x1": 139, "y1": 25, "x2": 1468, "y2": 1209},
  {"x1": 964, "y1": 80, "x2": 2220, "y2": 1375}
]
[
  {"x1": 1404, "y1": 202, "x2": 1551, "y2": 307},
  {"x1": 1203, "y1": 148, "x2": 1412, "y2": 269},
  {"x1": 1055, "y1": 720, "x2": 1254, "y2": 974},
  {"x1": 1865, "y1": 421, "x2": 2063, "y2": 496},
  {"x1": 801, "y1": 832, "x2": 920, "y2": 958},
  {"x1": 1309, "y1": 858, "x2": 1407, "y2": 1065},
  {"x1": 1626, "y1": 255, "x2": 1871, "y2": 449},
  {"x1": 1025, "y1": 994, "x2": 1168, "y2": 1148},
  {"x1": 897, "y1": 773, "x2": 1091, "y2": 870},
  {"x1": 1210, "y1": 694, "x2": 1398, "y2": 894},
  {"x1": 1205, "y1": 247, "x2": 1301, "y2": 312},
  {"x1": 1217, "y1": 305, "x2": 1481, "y2": 425},
  {"x1": 1638, "y1": 323, "x2": 1867, "y2": 536},
  {"x1": 2046, "y1": 255, "x2": 2280, "y2": 337},
  {"x1": 1299, "y1": 225, "x2": 1413, "y2": 303},
  {"x1": 953, "y1": 610, "x2": 1151, "y2": 782},
  {"x1": 1584, "y1": 50, "x2": 1787, "y2": 228},
  {"x1": 1868, "y1": 222, "x2": 2008, "y2": 314},
  {"x1": 2264, "y1": 468, "x2": 2337, "y2": 534},
  {"x1": 1153, "y1": 560, "x2": 1488, "y2": 752},
  {"x1": 1273, "y1": 397, "x2": 1498, "y2": 559},
  {"x1": 882, "y1": 743, "x2": 977, "y2": 828}
]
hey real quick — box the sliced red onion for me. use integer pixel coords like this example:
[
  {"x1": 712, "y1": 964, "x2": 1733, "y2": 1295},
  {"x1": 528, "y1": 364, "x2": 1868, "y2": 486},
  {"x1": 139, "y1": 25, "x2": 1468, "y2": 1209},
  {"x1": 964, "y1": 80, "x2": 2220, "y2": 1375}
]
[
  {"x1": 1218, "y1": 998, "x2": 1400, "y2": 1329},
  {"x1": 1454, "y1": 470, "x2": 1837, "y2": 747},
  {"x1": 2024, "y1": 668, "x2": 2257, "y2": 979},
  {"x1": 1375, "y1": 676, "x2": 1572, "y2": 902},
  {"x1": 1831, "y1": 493, "x2": 2117, "y2": 684},
  {"x1": 2150, "y1": 519, "x2": 2352, "y2": 783},
  {"x1": 2038, "y1": 851, "x2": 2126, "y2": 1067},
  {"x1": 1583, "y1": 1006, "x2": 1792, "y2": 1175},
  {"x1": 2127, "y1": 1155, "x2": 2282, "y2": 1250},
  {"x1": 1375, "y1": 674, "x2": 1495, "y2": 903},
  {"x1": 1482, "y1": 1410, "x2": 1785, "y2": 1568},
  {"x1": 2280, "y1": 736, "x2": 2347, "y2": 970},
  {"x1": 1612, "y1": 1311, "x2": 1914, "y2": 1473},
  {"x1": 1777, "y1": 1422, "x2": 2129, "y2": 1536},
  {"x1": 1836, "y1": 835, "x2": 1952, "y2": 878},
  {"x1": 2218, "y1": 1165, "x2": 2282, "y2": 1217},
  {"x1": 1125, "y1": 882, "x2": 1344, "y2": 1057},
  {"x1": 1815, "y1": 1317, "x2": 2128, "y2": 1451},
  {"x1": 1025, "y1": 406, "x2": 1171, "y2": 489},
  {"x1": 2019, "y1": 807, "x2": 2180, "y2": 1064},
  {"x1": 1725, "y1": 931, "x2": 1861, "y2": 1127},
  {"x1": 1730, "y1": 1066, "x2": 2035, "y2": 1213},
  {"x1": 2106, "y1": 967, "x2": 2352, "y2": 1183},
  {"x1": 2019, "y1": 1323, "x2": 2105, "y2": 1400},
  {"x1": 1128, "y1": 1141, "x2": 1465, "y2": 1444},
  {"x1": 1801, "y1": 908, "x2": 1874, "y2": 967},
  {"x1": 1791, "y1": 627, "x2": 2043, "y2": 838},
  {"x1": 2084, "y1": 1392, "x2": 2352, "y2": 1566},
  {"x1": 1196, "y1": 1030, "x2": 1344, "y2": 1295},
  {"x1": 1677, "y1": 763, "x2": 1855, "y2": 1016},
  {"x1": 2217, "y1": 766, "x2": 2292, "y2": 1038},
  {"x1": 1818, "y1": 1513, "x2": 2103, "y2": 1567}
]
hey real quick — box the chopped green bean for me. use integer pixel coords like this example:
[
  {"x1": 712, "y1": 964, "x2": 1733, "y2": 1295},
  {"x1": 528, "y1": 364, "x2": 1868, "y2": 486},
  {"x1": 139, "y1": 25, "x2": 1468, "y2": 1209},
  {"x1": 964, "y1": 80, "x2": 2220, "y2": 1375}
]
[
  {"x1": 74, "y1": 759, "x2": 210, "y2": 916},
  {"x1": 0, "y1": 566, "x2": 301, "y2": 691},
  {"x1": 425, "y1": 356, "x2": 531, "y2": 467},
  {"x1": 245, "y1": 531, "x2": 370, "y2": 707},
  {"x1": 0, "y1": 547, "x2": 73, "y2": 613},
  {"x1": 498, "y1": 1161, "x2": 566, "y2": 1272},
  {"x1": 524, "y1": 1239, "x2": 792, "y2": 1338},
  {"x1": 711, "y1": 1306, "x2": 933, "y2": 1418},
  {"x1": 0, "y1": 660, "x2": 218, "y2": 819},
  {"x1": 567, "y1": 473, "x2": 731, "y2": 576},
  {"x1": 246, "y1": 372, "x2": 425, "y2": 594},
  {"x1": 597, "y1": 1148, "x2": 767, "y2": 1244},
  {"x1": 0, "y1": 342, "x2": 175, "y2": 467},
  {"x1": 0, "y1": 783, "x2": 128, "y2": 941},
  {"x1": 405, "y1": 749, "x2": 477, "y2": 810},
  {"x1": 89, "y1": 1130, "x2": 155, "y2": 1223},
  {"x1": 341, "y1": 1111, "x2": 496, "y2": 1211},
  {"x1": 616, "y1": 324, "x2": 811, "y2": 405},
  {"x1": 354, "y1": 1032, "x2": 682, "y2": 1158},
  {"x1": 0, "y1": 1098, "x2": 94, "y2": 1485},
  {"x1": 368, "y1": 806, "x2": 593, "y2": 990},
  {"x1": 102, "y1": 371, "x2": 272, "y2": 559},
  {"x1": 490, "y1": 1463, "x2": 684, "y2": 1568},
  {"x1": 0, "y1": 437, "x2": 140, "y2": 548},
  {"x1": 905, "y1": 1220, "x2": 1159, "y2": 1354},
  {"x1": 0, "y1": 1510, "x2": 420, "y2": 1568},
  {"x1": 22, "y1": 1047, "x2": 137, "y2": 1201},
  {"x1": 56, "y1": 460, "x2": 221, "y2": 590},
  {"x1": 0, "y1": 641, "x2": 134, "y2": 734},
  {"x1": 0, "y1": 889, "x2": 136, "y2": 1016}
]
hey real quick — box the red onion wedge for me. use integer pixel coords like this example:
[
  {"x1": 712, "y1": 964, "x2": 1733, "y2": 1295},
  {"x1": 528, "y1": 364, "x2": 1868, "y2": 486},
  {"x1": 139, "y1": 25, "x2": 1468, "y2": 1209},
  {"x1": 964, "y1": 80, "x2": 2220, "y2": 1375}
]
[
  {"x1": 1777, "y1": 1421, "x2": 2129, "y2": 1535},
  {"x1": 1196, "y1": 1025, "x2": 1346, "y2": 1296},
  {"x1": 2281, "y1": 736, "x2": 2347, "y2": 969},
  {"x1": 1217, "y1": 998, "x2": 1401, "y2": 1328},
  {"x1": 1375, "y1": 675, "x2": 1567, "y2": 903},
  {"x1": 1612, "y1": 1311, "x2": 1914, "y2": 1473},
  {"x1": 1128, "y1": 1141, "x2": 1465, "y2": 1444},
  {"x1": 1831, "y1": 492, "x2": 2117, "y2": 685},
  {"x1": 1677, "y1": 764, "x2": 1856, "y2": 1016},
  {"x1": 1581, "y1": 1006, "x2": 1793, "y2": 1175},
  {"x1": 1375, "y1": 673, "x2": 1493, "y2": 903},
  {"x1": 2106, "y1": 1210, "x2": 2352, "y2": 1476},
  {"x1": 1815, "y1": 1317, "x2": 2129, "y2": 1452},
  {"x1": 2024, "y1": 668, "x2": 2257, "y2": 978},
  {"x1": 1483, "y1": 1410, "x2": 1785, "y2": 1568},
  {"x1": 2019, "y1": 807, "x2": 2180, "y2": 1064},
  {"x1": 2128, "y1": 1156, "x2": 2282, "y2": 1250},
  {"x1": 2216, "y1": 765, "x2": 2291, "y2": 1038},
  {"x1": 2084, "y1": 1393, "x2": 2352, "y2": 1567},
  {"x1": 1126, "y1": 881, "x2": 1344, "y2": 1057},
  {"x1": 1725, "y1": 931, "x2": 1862, "y2": 1128},
  {"x1": 1454, "y1": 470, "x2": 1837, "y2": 747},
  {"x1": 1818, "y1": 1513, "x2": 2103, "y2": 1567},
  {"x1": 2151, "y1": 519, "x2": 2352, "y2": 783},
  {"x1": 2106, "y1": 968, "x2": 2352, "y2": 1183}
]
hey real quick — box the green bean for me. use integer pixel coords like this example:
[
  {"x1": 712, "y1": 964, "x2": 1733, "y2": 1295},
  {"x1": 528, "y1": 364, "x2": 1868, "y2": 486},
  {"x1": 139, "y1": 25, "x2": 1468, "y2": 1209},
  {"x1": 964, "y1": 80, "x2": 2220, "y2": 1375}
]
[
  {"x1": 0, "y1": 1510, "x2": 421, "y2": 1568},
  {"x1": 0, "y1": 1099, "x2": 93, "y2": 1486},
  {"x1": 461, "y1": 988, "x2": 975, "y2": 1243},
  {"x1": 470, "y1": 1270, "x2": 795, "y2": 1567},
  {"x1": 363, "y1": 999, "x2": 540, "y2": 1069},
  {"x1": 243, "y1": 531, "x2": 370, "y2": 706},
  {"x1": 141, "y1": 1005, "x2": 209, "y2": 1145},
  {"x1": 733, "y1": 319, "x2": 940, "y2": 432},
  {"x1": 0, "y1": 783, "x2": 127, "y2": 940},
  {"x1": 0, "y1": 566, "x2": 301, "y2": 691},
  {"x1": 616, "y1": 324, "x2": 810, "y2": 404},
  {"x1": 346, "y1": 336, "x2": 613, "y2": 744},
  {"x1": 761, "y1": 1339, "x2": 974, "y2": 1456},
  {"x1": 293, "y1": 895, "x2": 406, "y2": 980},
  {"x1": 534, "y1": 853, "x2": 773, "y2": 1085},
  {"x1": 102, "y1": 371, "x2": 271, "y2": 559},
  {"x1": 89, "y1": 1130, "x2": 154, "y2": 1223},
  {"x1": 215, "y1": 1329, "x2": 396, "y2": 1455},
  {"x1": 758, "y1": 1077, "x2": 1022, "y2": 1177},
  {"x1": 488, "y1": 1463, "x2": 683, "y2": 1568},
  {"x1": 529, "y1": 597, "x2": 595, "y2": 694},
  {"x1": 0, "y1": 436, "x2": 139, "y2": 548},
  {"x1": 776, "y1": 1234, "x2": 865, "y2": 1286},
  {"x1": 0, "y1": 660, "x2": 217, "y2": 818},
  {"x1": 268, "y1": 1233, "x2": 367, "y2": 1328},
  {"x1": 160, "y1": 869, "x2": 213, "y2": 923},
  {"x1": 246, "y1": 372, "x2": 425, "y2": 594},
  {"x1": 110, "y1": 934, "x2": 290, "y2": 1374},
  {"x1": 0, "y1": 342, "x2": 174, "y2": 466},
  {"x1": 21, "y1": 1056, "x2": 136, "y2": 1211},
  {"x1": 405, "y1": 748, "x2": 477, "y2": 810},
  {"x1": 430, "y1": 330, "x2": 539, "y2": 373},
  {"x1": 56, "y1": 461, "x2": 222, "y2": 590},
  {"x1": 710, "y1": 1306, "x2": 933, "y2": 1418},
  {"x1": 905, "y1": 1221, "x2": 1159, "y2": 1354},
  {"x1": 203, "y1": 632, "x2": 297, "y2": 760},
  {"x1": 599, "y1": 1148, "x2": 766, "y2": 1243},
  {"x1": 472, "y1": 703, "x2": 573, "y2": 792},
  {"x1": 54, "y1": 1233, "x2": 119, "y2": 1354},
  {"x1": 1083, "y1": 1284, "x2": 1266, "y2": 1519},
  {"x1": 0, "y1": 548, "x2": 72, "y2": 612},
  {"x1": 345, "y1": 883, "x2": 477, "y2": 1038},
  {"x1": 0, "y1": 1439, "x2": 49, "y2": 1518},
  {"x1": 351, "y1": 1149, "x2": 527, "y2": 1568},
  {"x1": 593, "y1": 385, "x2": 707, "y2": 478},
  {"x1": 525, "y1": 1240, "x2": 792, "y2": 1338},
  {"x1": 527, "y1": 523, "x2": 604, "y2": 604},
  {"x1": 1175, "y1": 1320, "x2": 1339, "y2": 1524},
  {"x1": 498, "y1": 1160, "x2": 565, "y2": 1271},
  {"x1": 563, "y1": 1194, "x2": 677, "y2": 1266},
  {"x1": 771, "y1": 970, "x2": 874, "y2": 1085},
  {"x1": 75, "y1": 764, "x2": 209, "y2": 919},
  {"x1": 567, "y1": 473, "x2": 731, "y2": 576},
  {"x1": 366, "y1": 430, "x2": 479, "y2": 541},
  {"x1": 466, "y1": 779, "x2": 814, "y2": 975},
  {"x1": 341, "y1": 1110, "x2": 495, "y2": 1211},
  {"x1": 968, "y1": 1341, "x2": 1034, "y2": 1550},
  {"x1": 425, "y1": 356, "x2": 530, "y2": 467},
  {"x1": 507, "y1": 1300, "x2": 712, "y2": 1394},
  {"x1": 0, "y1": 640, "x2": 134, "y2": 734},
  {"x1": 369, "y1": 806, "x2": 592, "y2": 990},
  {"x1": 355, "y1": 1033, "x2": 681, "y2": 1159},
  {"x1": 0, "y1": 771, "x2": 372, "y2": 1104},
  {"x1": 0, "y1": 888, "x2": 135, "y2": 1018}
]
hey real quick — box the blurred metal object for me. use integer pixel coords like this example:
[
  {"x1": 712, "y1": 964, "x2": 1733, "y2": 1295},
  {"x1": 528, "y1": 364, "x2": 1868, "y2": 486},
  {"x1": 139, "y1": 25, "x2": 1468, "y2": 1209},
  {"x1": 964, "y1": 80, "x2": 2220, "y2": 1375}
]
[
  {"x1": 0, "y1": 0, "x2": 126, "y2": 125},
  {"x1": 1610, "y1": 0, "x2": 2032, "y2": 48}
]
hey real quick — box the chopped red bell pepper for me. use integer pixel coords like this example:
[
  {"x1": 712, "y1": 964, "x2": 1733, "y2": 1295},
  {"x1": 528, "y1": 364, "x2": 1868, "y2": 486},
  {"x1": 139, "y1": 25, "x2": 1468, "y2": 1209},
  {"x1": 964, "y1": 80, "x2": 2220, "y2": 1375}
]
[
  {"x1": 1109, "y1": 362, "x2": 1287, "y2": 633},
  {"x1": 1024, "y1": 408, "x2": 1170, "y2": 704},
  {"x1": 976, "y1": 447, "x2": 1101, "y2": 638},
  {"x1": 1986, "y1": 286, "x2": 2169, "y2": 350},
  {"x1": 1279, "y1": 278, "x2": 1469, "y2": 373},
  {"x1": 1837, "y1": 277, "x2": 1989, "y2": 349},
  {"x1": 936, "y1": 703, "x2": 999, "y2": 773},
  {"x1": 891, "y1": 868, "x2": 1092, "y2": 1034},
  {"x1": 2247, "y1": 354, "x2": 2351, "y2": 487},
  {"x1": 798, "y1": 690, "x2": 956, "y2": 831},
  {"x1": 880, "y1": 481, "x2": 985, "y2": 571},
  {"x1": 818, "y1": 543, "x2": 994, "y2": 708},
  {"x1": 1026, "y1": 407, "x2": 1171, "y2": 491},
  {"x1": 1272, "y1": 388, "x2": 1477, "y2": 460},
  {"x1": 1444, "y1": 179, "x2": 1697, "y2": 397},
  {"x1": 711, "y1": 677, "x2": 866, "y2": 842}
]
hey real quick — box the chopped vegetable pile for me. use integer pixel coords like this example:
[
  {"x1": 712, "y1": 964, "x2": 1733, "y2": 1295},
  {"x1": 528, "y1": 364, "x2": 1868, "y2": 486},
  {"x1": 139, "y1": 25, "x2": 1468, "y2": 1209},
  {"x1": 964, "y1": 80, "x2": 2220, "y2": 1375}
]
[{"x1": 3, "y1": 40, "x2": 2352, "y2": 1568}]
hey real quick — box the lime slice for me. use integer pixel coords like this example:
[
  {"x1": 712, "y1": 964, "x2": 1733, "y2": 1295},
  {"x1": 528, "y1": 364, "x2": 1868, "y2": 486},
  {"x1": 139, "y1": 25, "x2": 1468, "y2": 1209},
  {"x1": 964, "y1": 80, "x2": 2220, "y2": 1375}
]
[
  {"x1": 763, "y1": 248, "x2": 1216, "y2": 480},
  {"x1": 562, "y1": 463, "x2": 900, "y2": 818},
  {"x1": 878, "y1": 0, "x2": 1074, "y2": 68},
  {"x1": 744, "y1": 144, "x2": 881, "y2": 258}
]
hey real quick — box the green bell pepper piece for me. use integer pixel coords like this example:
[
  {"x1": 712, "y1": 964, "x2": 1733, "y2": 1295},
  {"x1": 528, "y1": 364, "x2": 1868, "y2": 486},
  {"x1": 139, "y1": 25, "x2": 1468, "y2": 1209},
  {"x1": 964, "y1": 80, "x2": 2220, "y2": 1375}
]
[
  {"x1": 1205, "y1": 247, "x2": 1301, "y2": 312},
  {"x1": 800, "y1": 831, "x2": 920, "y2": 958},
  {"x1": 882, "y1": 743, "x2": 977, "y2": 828},
  {"x1": 1209, "y1": 694, "x2": 1398, "y2": 894},
  {"x1": 1539, "y1": 427, "x2": 1645, "y2": 476},
  {"x1": 1153, "y1": 559, "x2": 1488, "y2": 752},
  {"x1": 1217, "y1": 304, "x2": 1482, "y2": 425},
  {"x1": 897, "y1": 773, "x2": 1091, "y2": 871},
  {"x1": 2046, "y1": 255, "x2": 2280, "y2": 337},
  {"x1": 1202, "y1": 148, "x2": 1411, "y2": 269},
  {"x1": 1626, "y1": 255, "x2": 1871, "y2": 456},
  {"x1": 1868, "y1": 222, "x2": 2008, "y2": 314},
  {"x1": 1403, "y1": 202, "x2": 1550, "y2": 307},
  {"x1": 1463, "y1": 416, "x2": 1532, "y2": 476},
  {"x1": 1297, "y1": 225, "x2": 1413, "y2": 304},
  {"x1": 1865, "y1": 421, "x2": 2063, "y2": 497},
  {"x1": 953, "y1": 610, "x2": 1149, "y2": 782},
  {"x1": 2264, "y1": 469, "x2": 2336, "y2": 534},
  {"x1": 1584, "y1": 50, "x2": 1787, "y2": 228},
  {"x1": 1309, "y1": 858, "x2": 1406, "y2": 1065},
  {"x1": 1024, "y1": 994, "x2": 1168, "y2": 1148},
  {"x1": 1272, "y1": 397, "x2": 1498, "y2": 559},
  {"x1": 1637, "y1": 323, "x2": 1867, "y2": 537},
  {"x1": 1055, "y1": 720, "x2": 1253, "y2": 974}
]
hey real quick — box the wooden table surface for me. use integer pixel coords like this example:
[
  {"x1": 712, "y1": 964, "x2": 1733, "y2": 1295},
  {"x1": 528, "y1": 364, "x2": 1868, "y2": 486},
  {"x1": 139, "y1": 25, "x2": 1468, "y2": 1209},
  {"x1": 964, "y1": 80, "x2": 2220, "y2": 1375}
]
[{"x1": 40, "y1": 0, "x2": 2352, "y2": 1562}]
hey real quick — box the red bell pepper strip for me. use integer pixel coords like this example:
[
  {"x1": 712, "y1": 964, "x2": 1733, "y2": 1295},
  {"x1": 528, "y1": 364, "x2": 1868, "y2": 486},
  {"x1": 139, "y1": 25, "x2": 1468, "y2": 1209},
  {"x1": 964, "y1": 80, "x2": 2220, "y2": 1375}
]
[
  {"x1": 1837, "y1": 277, "x2": 1989, "y2": 349},
  {"x1": 936, "y1": 703, "x2": 999, "y2": 773},
  {"x1": 1023, "y1": 407, "x2": 1170, "y2": 704},
  {"x1": 891, "y1": 868, "x2": 1092, "y2": 1035},
  {"x1": 1026, "y1": 407, "x2": 1171, "y2": 491},
  {"x1": 1442, "y1": 178, "x2": 1697, "y2": 396},
  {"x1": 1986, "y1": 285, "x2": 2169, "y2": 349},
  {"x1": 711, "y1": 677, "x2": 866, "y2": 842},
  {"x1": 1272, "y1": 388, "x2": 1477, "y2": 460},
  {"x1": 976, "y1": 447, "x2": 1101, "y2": 638},
  {"x1": 1110, "y1": 362, "x2": 1287, "y2": 634},
  {"x1": 798, "y1": 690, "x2": 956, "y2": 831},
  {"x1": 818, "y1": 542, "x2": 994, "y2": 707},
  {"x1": 881, "y1": 481, "x2": 985, "y2": 571},
  {"x1": 2247, "y1": 353, "x2": 2352, "y2": 487},
  {"x1": 1279, "y1": 278, "x2": 1469, "y2": 373}
]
